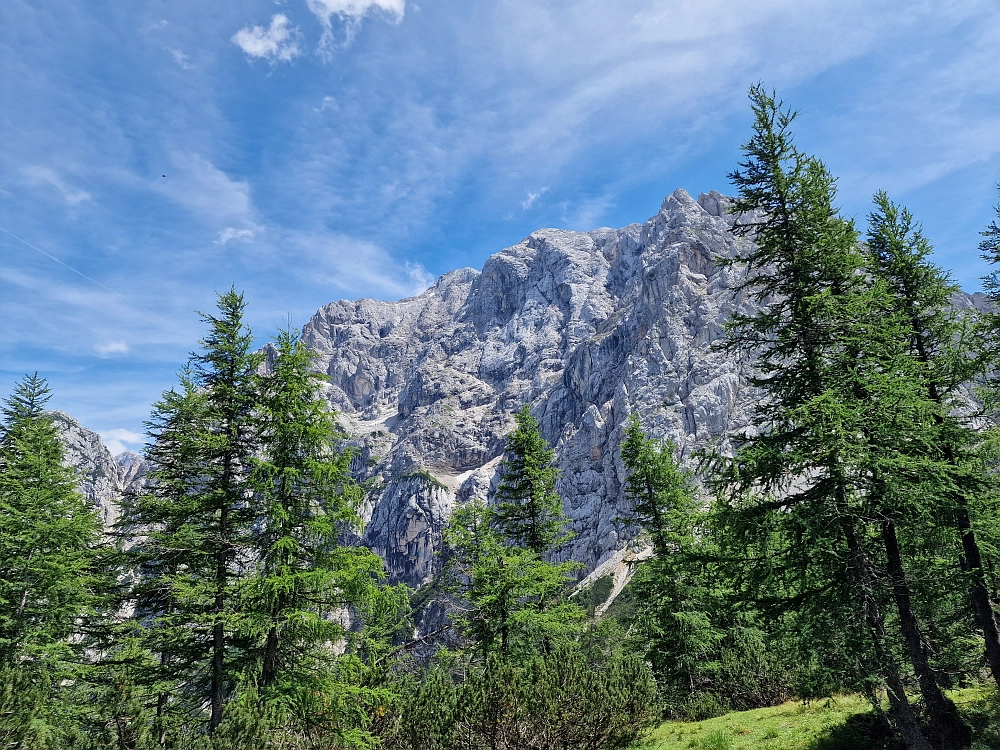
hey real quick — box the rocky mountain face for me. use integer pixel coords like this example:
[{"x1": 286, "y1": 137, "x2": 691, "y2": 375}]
[
  {"x1": 57, "y1": 188, "x2": 989, "y2": 596},
  {"x1": 50, "y1": 411, "x2": 145, "y2": 527},
  {"x1": 304, "y1": 188, "x2": 760, "y2": 588}
]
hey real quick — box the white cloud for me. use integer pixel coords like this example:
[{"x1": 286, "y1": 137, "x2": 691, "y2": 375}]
[
  {"x1": 21, "y1": 166, "x2": 91, "y2": 205},
  {"x1": 521, "y1": 187, "x2": 549, "y2": 210},
  {"x1": 314, "y1": 95, "x2": 338, "y2": 113},
  {"x1": 100, "y1": 428, "x2": 145, "y2": 456},
  {"x1": 306, "y1": 0, "x2": 405, "y2": 51},
  {"x1": 404, "y1": 261, "x2": 433, "y2": 295},
  {"x1": 287, "y1": 230, "x2": 432, "y2": 299},
  {"x1": 95, "y1": 341, "x2": 129, "y2": 356},
  {"x1": 216, "y1": 226, "x2": 258, "y2": 245},
  {"x1": 168, "y1": 48, "x2": 194, "y2": 69},
  {"x1": 232, "y1": 14, "x2": 302, "y2": 63}
]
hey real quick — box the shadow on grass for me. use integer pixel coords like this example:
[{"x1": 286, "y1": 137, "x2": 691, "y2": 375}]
[{"x1": 810, "y1": 712, "x2": 905, "y2": 750}]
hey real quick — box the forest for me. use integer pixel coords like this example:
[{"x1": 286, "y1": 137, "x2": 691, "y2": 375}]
[{"x1": 4, "y1": 86, "x2": 1000, "y2": 750}]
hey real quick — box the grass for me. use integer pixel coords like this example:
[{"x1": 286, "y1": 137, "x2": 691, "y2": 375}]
[{"x1": 644, "y1": 687, "x2": 998, "y2": 750}]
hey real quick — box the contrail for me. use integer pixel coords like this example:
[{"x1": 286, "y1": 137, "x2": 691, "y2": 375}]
[{"x1": 0, "y1": 225, "x2": 153, "y2": 314}]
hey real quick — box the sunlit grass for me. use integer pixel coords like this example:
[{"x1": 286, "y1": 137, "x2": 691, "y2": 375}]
[{"x1": 644, "y1": 687, "x2": 996, "y2": 750}]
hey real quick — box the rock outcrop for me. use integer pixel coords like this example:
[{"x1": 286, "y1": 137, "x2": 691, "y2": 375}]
[
  {"x1": 305, "y1": 189, "x2": 760, "y2": 587},
  {"x1": 51, "y1": 188, "x2": 990, "y2": 597},
  {"x1": 49, "y1": 411, "x2": 146, "y2": 526}
]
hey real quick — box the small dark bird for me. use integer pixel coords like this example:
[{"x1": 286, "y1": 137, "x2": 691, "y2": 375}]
[{"x1": 162, "y1": 175, "x2": 166, "y2": 178}]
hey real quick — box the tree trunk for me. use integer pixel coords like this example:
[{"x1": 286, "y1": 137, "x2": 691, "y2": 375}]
[
  {"x1": 839, "y1": 510, "x2": 932, "y2": 750},
  {"x1": 882, "y1": 518, "x2": 971, "y2": 749},
  {"x1": 956, "y1": 503, "x2": 1000, "y2": 684},
  {"x1": 210, "y1": 504, "x2": 228, "y2": 732},
  {"x1": 261, "y1": 625, "x2": 279, "y2": 689},
  {"x1": 918, "y1": 342, "x2": 1000, "y2": 686}
]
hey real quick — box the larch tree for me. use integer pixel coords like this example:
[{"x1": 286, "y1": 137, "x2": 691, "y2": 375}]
[
  {"x1": 711, "y1": 85, "x2": 959, "y2": 750},
  {"x1": 0, "y1": 373, "x2": 100, "y2": 667},
  {"x1": 866, "y1": 192, "x2": 1000, "y2": 689},
  {"x1": 119, "y1": 289, "x2": 260, "y2": 735},
  {"x1": 241, "y1": 325, "x2": 394, "y2": 741},
  {"x1": 443, "y1": 499, "x2": 583, "y2": 663}
]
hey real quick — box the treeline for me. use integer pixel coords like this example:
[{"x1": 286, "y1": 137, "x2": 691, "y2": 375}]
[
  {"x1": 608, "y1": 87, "x2": 1000, "y2": 750},
  {"x1": 0, "y1": 299, "x2": 657, "y2": 749},
  {"x1": 4, "y1": 85, "x2": 1000, "y2": 750}
]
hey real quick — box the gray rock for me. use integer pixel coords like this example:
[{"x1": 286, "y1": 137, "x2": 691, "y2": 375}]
[
  {"x1": 306, "y1": 189, "x2": 761, "y2": 587},
  {"x1": 49, "y1": 411, "x2": 147, "y2": 526}
]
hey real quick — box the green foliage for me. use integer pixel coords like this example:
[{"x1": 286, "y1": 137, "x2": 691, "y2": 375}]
[
  {"x1": 381, "y1": 644, "x2": 658, "y2": 750},
  {"x1": 116, "y1": 289, "x2": 262, "y2": 733},
  {"x1": 493, "y1": 405, "x2": 568, "y2": 554},
  {"x1": 573, "y1": 574, "x2": 614, "y2": 614},
  {"x1": 621, "y1": 413, "x2": 697, "y2": 556},
  {"x1": 242, "y1": 324, "x2": 387, "y2": 704},
  {"x1": 0, "y1": 374, "x2": 101, "y2": 668},
  {"x1": 443, "y1": 499, "x2": 583, "y2": 662},
  {"x1": 710, "y1": 85, "x2": 977, "y2": 748}
]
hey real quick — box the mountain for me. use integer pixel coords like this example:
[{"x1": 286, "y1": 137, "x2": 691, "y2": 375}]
[
  {"x1": 303, "y1": 188, "x2": 759, "y2": 588},
  {"x1": 49, "y1": 410, "x2": 146, "y2": 527},
  {"x1": 62, "y1": 188, "x2": 989, "y2": 593}
]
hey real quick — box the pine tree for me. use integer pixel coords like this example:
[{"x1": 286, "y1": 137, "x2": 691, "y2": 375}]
[
  {"x1": 0, "y1": 373, "x2": 100, "y2": 667},
  {"x1": 118, "y1": 289, "x2": 260, "y2": 734},
  {"x1": 493, "y1": 405, "x2": 568, "y2": 554},
  {"x1": 713, "y1": 86, "x2": 942, "y2": 750}
]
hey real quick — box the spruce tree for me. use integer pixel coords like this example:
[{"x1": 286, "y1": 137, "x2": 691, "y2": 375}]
[
  {"x1": 0, "y1": 373, "x2": 100, "y2": 667},
  {"x1": 714, "y1": 86, "x2": 938, "y2": 750},
  {"x1": 493, "y1": 405, "x2": 568, "y2": 554}
]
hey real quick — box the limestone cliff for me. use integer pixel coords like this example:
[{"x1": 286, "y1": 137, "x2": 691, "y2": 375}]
[{"x1": 304, "y1": 188, "x2": 759, "y2": 587}]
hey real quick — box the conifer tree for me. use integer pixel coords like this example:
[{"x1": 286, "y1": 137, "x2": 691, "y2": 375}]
[
  {"x1": 867, "y1": 192, "x2": 1000, "y2": 688},
  {"x1": 493, "y1": 405, "x2": 568, "y2": 554},
  {"x1": 242, "y1": 325, "x2": 392, "y2": 732},
  {"x1": 714, "y1": 86, "x2": 940, "y2": 750},
  {"x1": 620, "y1": 416, "x2": 718, "y2": 705},
  {"x1": 119, "y1": 289, "x2": 260, "y2": 734},
  {"x1": 444, "y1": 500, "x2": 583, "y2": 662},
  {"x1": 620, "y1": 414, "x2": 696, "y2": 557},
  {"x1": 0, "y1": 374, "x2": 102, "y2": 747},
  {"x1": 0, "y1": 373, "x2": 100, "y2": 667}
]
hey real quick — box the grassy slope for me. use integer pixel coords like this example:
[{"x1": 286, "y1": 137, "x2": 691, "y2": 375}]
[{"x1": 644, "y1": 688, "x2": 996, "y2": 750}]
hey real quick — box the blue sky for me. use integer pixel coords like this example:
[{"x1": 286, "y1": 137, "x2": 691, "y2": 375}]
[{"x1": 2, "y1": 0, "x2": 999, "y2": 453}]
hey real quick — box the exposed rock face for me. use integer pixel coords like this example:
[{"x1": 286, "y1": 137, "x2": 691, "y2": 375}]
[
  {"x1": 49, "y1": 411, "x2": 146, "y2": 526},
  {"x1": 304, "y1": 189, "x2": 760, "y2": 587},
  {"x1": 50, "y1": 188, "x2": 990, "y2": 596}
]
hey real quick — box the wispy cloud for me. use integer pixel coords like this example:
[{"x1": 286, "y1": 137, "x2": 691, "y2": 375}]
[
  {"x1": 232, "y1": 14, "x2": 302, "y2": 63},
  {"x1": 216, "y1": 226, "x2": 259, "y2": 245},
  {"x1": 100, "y1": 427, "x2": 145, "y2": 455},
  {"x1": 21, "y1": 166, "x2": 91, "y2": 205},
  {"x1": 314, "y1": 95, "x2": 338, "y2": 113},
  {"x1": 95, "y1": 341, "x2": 129, "y2": 356},
  {"x1": 2, "y1": 0, "x2": 998, "y2": 442},
  {"x1": 521, "y1": 187, "x2": 549, "y2": 210},
  {"x1": 167, "y1": 48, "x2": 194, "y2": 70},
  {"x1": 152, "y1": 153, "x2": 256, "y2": 231},
  {"x1": 306, "y1": 0, "x2": 405, "y2": 53}
]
